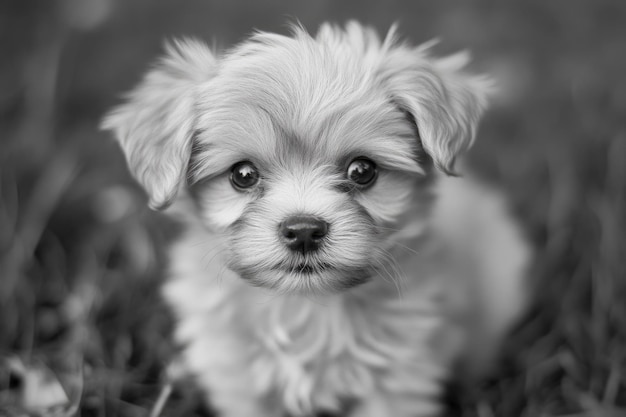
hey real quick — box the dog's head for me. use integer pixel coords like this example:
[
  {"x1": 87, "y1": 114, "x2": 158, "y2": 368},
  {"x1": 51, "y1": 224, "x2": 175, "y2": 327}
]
[{"x1": 102, "y1": 22, "x2": 490, "y2": 294}]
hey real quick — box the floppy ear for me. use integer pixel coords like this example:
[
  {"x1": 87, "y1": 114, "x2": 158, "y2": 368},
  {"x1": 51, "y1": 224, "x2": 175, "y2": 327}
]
[
  {"x1": 101, "y1": 39, "x2": 217, "y2": 209},
  {"x1": 381, "y1": 47, "x2": 492, "y2": 174}
]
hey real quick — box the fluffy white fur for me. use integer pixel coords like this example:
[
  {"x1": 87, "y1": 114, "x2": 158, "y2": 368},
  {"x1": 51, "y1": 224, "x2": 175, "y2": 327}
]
[{"x1": 102, "y1": 22, "x2": 530, "y2": 417}]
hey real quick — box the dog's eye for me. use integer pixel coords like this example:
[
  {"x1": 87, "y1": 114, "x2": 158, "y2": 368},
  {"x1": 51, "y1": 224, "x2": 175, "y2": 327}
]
[
  {"x1": 230, "y1": 161, "x2": 260, "y2": 190},
  {"x1": 346, "y1": 158, "x2": 377, "y2": 187}
]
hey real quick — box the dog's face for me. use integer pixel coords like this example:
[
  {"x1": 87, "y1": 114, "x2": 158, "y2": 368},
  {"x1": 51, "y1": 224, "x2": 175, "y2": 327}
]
[
  {"x1": 102, "y1": 22, "x2": 490, "y2": 294},
  {"x1": 188, "y1": 62, "x2": 427, "y2": 293}
]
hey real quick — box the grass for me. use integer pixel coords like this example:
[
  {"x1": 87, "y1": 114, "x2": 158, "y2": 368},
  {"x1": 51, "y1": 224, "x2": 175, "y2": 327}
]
[{"x1": 1, "y1": 0, "x2": 625, "y2": 416}]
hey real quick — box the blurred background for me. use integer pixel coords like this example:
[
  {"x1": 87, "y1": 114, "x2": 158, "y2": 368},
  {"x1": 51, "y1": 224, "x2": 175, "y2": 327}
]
[{"x1": 1, "y1": 0, "x2": 625, "y2": 416}]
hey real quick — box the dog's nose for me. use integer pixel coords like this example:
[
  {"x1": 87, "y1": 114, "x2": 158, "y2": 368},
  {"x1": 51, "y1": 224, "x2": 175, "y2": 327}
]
[{"x1": 279, "y1": 216, "x2": 328, "y2": 254}]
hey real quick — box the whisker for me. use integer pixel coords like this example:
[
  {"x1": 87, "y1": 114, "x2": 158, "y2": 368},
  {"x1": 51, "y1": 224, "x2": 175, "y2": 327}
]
[
  {"x1": 372, "y1": 252, "x2": 404, "y2": 299},
  {"x1": 214, "y1": 256, "x2": 230, "y2": 288},
  {"x1": 386, "y1": 240, "x2": 421, "y2": 257},
  {"x1": 200, "y1": 246, "x2": 225, "y2": 265},
  {"x1": 373, "y1": 224, "x2": 406, "y2": 233},
  {"x1": 381, "y1": 247, "x2": 409, "y2": 291}
]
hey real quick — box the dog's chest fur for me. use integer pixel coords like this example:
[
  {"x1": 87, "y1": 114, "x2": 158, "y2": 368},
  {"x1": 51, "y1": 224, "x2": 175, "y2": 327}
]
[{"x1": 249, "y1": 284, "x2": 447, "y2": 414}]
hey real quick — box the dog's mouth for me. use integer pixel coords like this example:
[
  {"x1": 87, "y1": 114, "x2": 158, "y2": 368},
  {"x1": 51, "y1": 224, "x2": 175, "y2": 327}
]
[
  {"x1": 275, "y1": 262, "x2": 333, "y2": 275},
  {"x1": 236, "y1": 261, "x2": 372, "y2": 293}
]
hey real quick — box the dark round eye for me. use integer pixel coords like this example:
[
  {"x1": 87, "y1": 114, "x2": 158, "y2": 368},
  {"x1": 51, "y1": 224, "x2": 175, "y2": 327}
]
[
  {"x1": 230, "y1": 161, "x2": 259, "y2": 190},
  {"x1": 346, "y1": 157, "x2": 377, "y2": 186}
]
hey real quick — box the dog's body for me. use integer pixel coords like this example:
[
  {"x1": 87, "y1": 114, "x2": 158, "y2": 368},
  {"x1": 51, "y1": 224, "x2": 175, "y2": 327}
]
[{"x1": 103, "y1": 22, "x2": 530, "y2": 416}]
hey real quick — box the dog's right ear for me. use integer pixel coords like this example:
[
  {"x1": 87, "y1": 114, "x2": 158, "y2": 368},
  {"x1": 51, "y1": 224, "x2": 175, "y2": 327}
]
[{"x1": 101, "y1": 39, "x2": 217, "y2": 210}]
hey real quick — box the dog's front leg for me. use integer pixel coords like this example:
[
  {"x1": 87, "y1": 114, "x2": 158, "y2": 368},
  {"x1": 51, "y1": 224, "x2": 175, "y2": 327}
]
[
  {"x1": 350, "y1": 391, "x2": 443, "y2": 417},
  {"x1": 349, "y1": 367, "x2": 445, "y2": 417},
  {"x1": 195, "y1": 368, "x2": 282, "y2": 417},
  {"x1": 181, "y1": 337, "x2": 283, "y2": 417}
]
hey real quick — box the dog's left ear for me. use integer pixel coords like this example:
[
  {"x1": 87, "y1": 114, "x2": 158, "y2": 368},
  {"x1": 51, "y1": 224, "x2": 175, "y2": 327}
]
[
  {"x1": 381, "y1": 48, "x2": 492, "y2": 174},
  {"x1": 101, "y1": 39, "x2": 217, "y2": 209}
]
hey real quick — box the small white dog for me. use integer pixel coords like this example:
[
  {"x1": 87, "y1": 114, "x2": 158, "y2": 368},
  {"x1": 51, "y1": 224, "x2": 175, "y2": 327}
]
[{"x1": 103, "y1": 22, "x2": 530, "y2": 417}]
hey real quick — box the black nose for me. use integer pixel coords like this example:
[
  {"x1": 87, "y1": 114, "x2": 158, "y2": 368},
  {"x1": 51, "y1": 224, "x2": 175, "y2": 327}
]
[{"x1": 279, "y1": 216, "x2": 329, "y2": 254}]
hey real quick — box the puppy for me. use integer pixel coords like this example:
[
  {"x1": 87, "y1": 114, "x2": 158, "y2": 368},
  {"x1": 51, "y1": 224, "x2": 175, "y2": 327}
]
[{"x1": 102, "y1": 22, "x2": 530, "y2": 417}]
